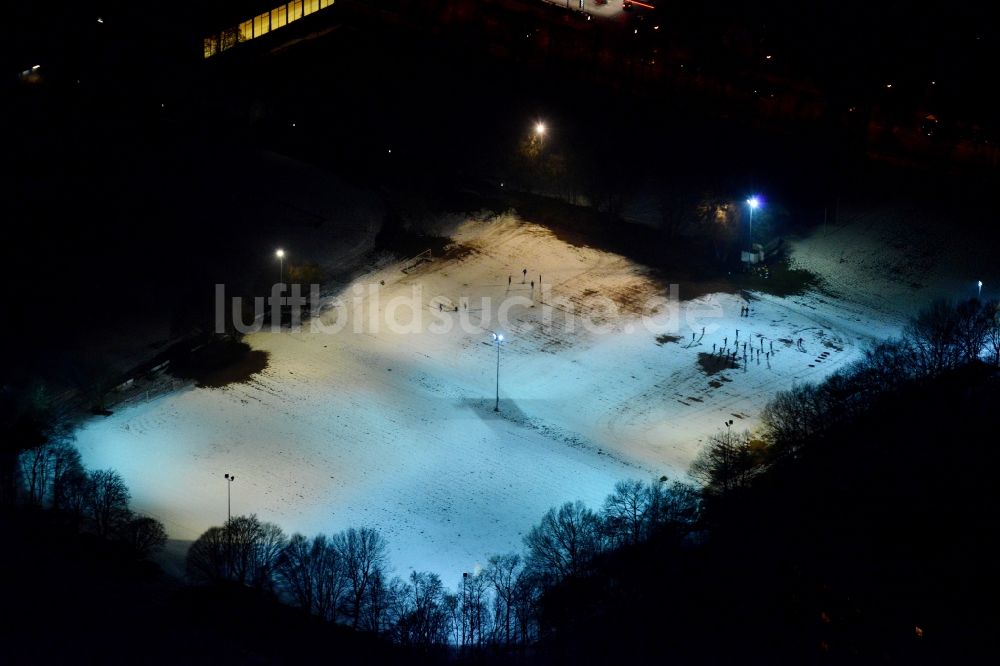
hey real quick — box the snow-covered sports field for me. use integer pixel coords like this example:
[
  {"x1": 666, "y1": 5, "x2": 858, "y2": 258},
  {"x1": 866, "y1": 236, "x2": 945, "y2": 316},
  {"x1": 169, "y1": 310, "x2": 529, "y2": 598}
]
[{"x1": 74, "y1": 209, "x2": 992, "y2": 580}]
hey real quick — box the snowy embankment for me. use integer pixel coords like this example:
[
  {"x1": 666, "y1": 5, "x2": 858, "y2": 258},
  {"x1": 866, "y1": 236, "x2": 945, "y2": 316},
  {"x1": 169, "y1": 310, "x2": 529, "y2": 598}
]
[{"x1": 75, "y1": 210, "x2": 955, "y2": 582}]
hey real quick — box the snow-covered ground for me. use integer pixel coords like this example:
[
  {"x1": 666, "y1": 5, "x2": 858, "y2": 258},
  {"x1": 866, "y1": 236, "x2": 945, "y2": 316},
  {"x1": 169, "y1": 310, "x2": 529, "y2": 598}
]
[
  {"x1": 789, "y1": 205, "x2": 996, "y2": 326},
  {"x1": 75, "y1": 209, "x2": 984, "y2": 581}
]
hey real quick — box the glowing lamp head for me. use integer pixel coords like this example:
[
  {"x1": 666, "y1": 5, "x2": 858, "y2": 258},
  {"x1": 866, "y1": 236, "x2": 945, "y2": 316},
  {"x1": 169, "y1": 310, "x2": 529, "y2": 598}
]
[
  {"x1": 276, "y1": 249, "x2": 285, "y2": 259},
  {"x1": 978, "y1": 280, "x2": 983, "y2": 288},
  {"x1": 493, "y1": 332, "x2": 504, "y2": 343},
  {"x1": 747, "y1": 196, "x2": 761, "y2": 210},
  {"x1": 534, "y1": 122, "x2": 546, "y2": 136}
]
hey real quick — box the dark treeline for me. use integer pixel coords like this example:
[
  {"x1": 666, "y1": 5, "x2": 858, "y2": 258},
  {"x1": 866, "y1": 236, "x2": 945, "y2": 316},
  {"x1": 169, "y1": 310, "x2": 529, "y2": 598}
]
[
  {"x1": 536, "y1": 297, "x2": 1000, "y2": 664},
  {"x1": 0, "y1": 384, "x2": 410, "y2": 663},
  {"x1": 180, "y1": 480, "x2": 701, "y2": 658},
  {"x1": 0, "y1": 385, "x2": 166, "y2": 553}
]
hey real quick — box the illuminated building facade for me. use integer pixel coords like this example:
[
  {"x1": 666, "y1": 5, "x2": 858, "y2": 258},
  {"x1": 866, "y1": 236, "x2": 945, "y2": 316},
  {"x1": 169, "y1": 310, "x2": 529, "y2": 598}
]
[{"x1": 203, "y1": 0, "x2": 336, "y2": 58}]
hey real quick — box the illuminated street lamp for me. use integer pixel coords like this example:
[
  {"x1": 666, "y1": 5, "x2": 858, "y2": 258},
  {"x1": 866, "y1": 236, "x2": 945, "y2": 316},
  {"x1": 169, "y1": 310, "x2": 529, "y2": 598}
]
[
  {"x1": 492, "y1": 332, "x2": 504, "y2": 412},
  {"x1": 275, "y1": 248, "x2": 286, "y2": 284},
  {"x1": 747, "y1": 196, "x2": 761, "y2": 243},
  {"x1": 745, "y1": 196, "x2": 761, "y2": 265},
  {"x1": 224, "y1": 473, "x2": 235, "y2": 522},
  {"x1": 978, "y1": 280, "x2": 983, "y2": 299},
  {"x1": 534, "y1": 121, "x2": 546, "y2": 137}
]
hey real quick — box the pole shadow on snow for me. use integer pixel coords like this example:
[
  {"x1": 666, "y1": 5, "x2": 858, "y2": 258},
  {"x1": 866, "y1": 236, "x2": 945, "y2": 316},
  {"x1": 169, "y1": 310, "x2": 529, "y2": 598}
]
[
  {"x1": 455, "y1": 397, "x2": 621, "y2": 464},
  {"x1": 457, "y1": 396, "x2": 532, "y2": 423}
]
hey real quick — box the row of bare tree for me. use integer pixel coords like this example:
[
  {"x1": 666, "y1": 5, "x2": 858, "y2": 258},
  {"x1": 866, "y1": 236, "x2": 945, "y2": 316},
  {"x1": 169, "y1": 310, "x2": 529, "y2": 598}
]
[
  {"x1": 17, "y1": 439, "x2": 168, "y2": 556},
  {"x1": 763, "y1": 298, "x2": 1000, "y2": 449},
  {"x1": 183, "y1": 476, "x2": 701, "y2": 651},
  {"x1": 1, "y1": 383, "x2": 167, "y2": 557},
  {"x1": 690, "y1": 298, "x2": 1000, "y2": 495},
  {"x1": 906, "y1": 298, "x2": 1000, "y2": 372},
  {"x1": 456, "y1": 476, "x2": 700, "y2": 649}
]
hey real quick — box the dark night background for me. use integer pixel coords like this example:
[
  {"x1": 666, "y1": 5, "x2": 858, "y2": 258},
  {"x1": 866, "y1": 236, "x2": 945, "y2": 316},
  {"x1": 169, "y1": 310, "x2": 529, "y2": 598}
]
[
  {"x1": 3, "y1": 1, "x2": 999, "y2": 663},
  {"x1": 5, "y1": 0, "x2": 998, "y2": 369}
]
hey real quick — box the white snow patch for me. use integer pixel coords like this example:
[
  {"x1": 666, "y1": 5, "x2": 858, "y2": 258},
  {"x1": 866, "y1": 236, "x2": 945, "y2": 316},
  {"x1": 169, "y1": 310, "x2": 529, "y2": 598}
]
[{"x1": 76, "y1": 210, "x2": 965, "y2": 580}]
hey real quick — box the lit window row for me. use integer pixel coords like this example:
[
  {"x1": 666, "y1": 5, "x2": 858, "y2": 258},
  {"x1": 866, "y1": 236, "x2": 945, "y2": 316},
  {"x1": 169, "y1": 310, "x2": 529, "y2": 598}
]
[{"x1": 204, "y1": 0, "x2": 335, "y2": 58}]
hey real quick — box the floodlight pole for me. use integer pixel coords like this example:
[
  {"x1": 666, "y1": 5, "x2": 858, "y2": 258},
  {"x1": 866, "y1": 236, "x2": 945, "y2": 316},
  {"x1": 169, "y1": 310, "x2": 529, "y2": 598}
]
[
  {"x1": 492, "y1": 333, "x2": 504, "y2": 412},
  {"x1": 225, "y1": 473, "x2": 235, "y2": 522}
]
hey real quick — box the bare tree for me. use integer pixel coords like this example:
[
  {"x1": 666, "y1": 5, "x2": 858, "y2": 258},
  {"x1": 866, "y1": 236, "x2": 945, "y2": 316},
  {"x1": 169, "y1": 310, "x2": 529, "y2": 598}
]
[
  {"x1": 646, "y1": 477, "x2": 702, "y2": 538},
  {"x1": 18, "y1": 445, "x2": 52, "y2": 506},
  {"x1": 333, "y1": 527, "x2": 389, "y2": 629},
  {"x1": 277, "y1": 533, "x2": 346, "y2": 621},
  {"x1": 254, "y1": 519, "x2": 288, "y2": 590},
  {"x1": 275, "y1": 533, "x2": 318, "y2": 613},
  {"x1": 279, "y1": 534, "x2": 316, "y2": 613},
  {"x1": 820, "y1": 368, "x2": 872, "y2": 425},
  {"x1": 853, "y1": 338, "x2": 915, "y2": 396},
  {"x1": 524, "y1": 501, "x2": 603, "y2": 581},
  {"x1": 226, "y1": 514, "x2": 286, "y2": 591},
  {"x1": 689, "y1": 429, "x2": 761, "y2": 495},
  {"x1": 313, "y1": 536, "x2": 348, "y2": 622},
  {"x1": 18, "y1": 439, "x2": 84, "y2": 508},
  {"x1": 905, "y1": 299, "x2": 962, "y2": 375},
  {"x1": 2, "y1": 382, "x2": 73, "y2": 506},
  {"x1": 763, "y1": 336, "x2": 925, "y2": 454},
  {"x1": 87, "y1": 469, "x2": 131, "y2": 537},
  {"x1": 953, "y1": 298, "x2": 992, "y2": 363},
  {"x1": 186, "y1": 526, "x2": 229, "y2": 583},
  {"x1": 393, "y1": 571, "x2": 452, "y2": 647},
  {"x1": 61, "y1": 466, "x2": 91, "y2": 525},
  {"x1": 186, "y1": 516, "x2": 285, "y2": 590},
  {"x1": 986, "y1": 301, "x2": 1000, "y2": 366},
  {"x1": 459, "y1": 569, "x2": 491, "y2": 648},
  {"x1": 120, "y1": 515, "x2": 167, "y2": 558},
  {"x1": 513, "y1": 570, "x2": 542, "y2": 648},
  {"x1": 485, "y1": 553, "x2": 524, "y2": 647},
  {"x1": 602, "y1": 479, "x2": 651, "y2": 546},
  {"x1": 362, "y1": 569, "x2": 403, "y2": 634},
  {"x1": 48, "y1": 441, "x2": 83, "y2": 512},
  {"x1": 760, "y1": 382, "x2": 828, "y2": 450},
  {"x1": 443, "y1": 591, "x2": 461, "y2": 645}
]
